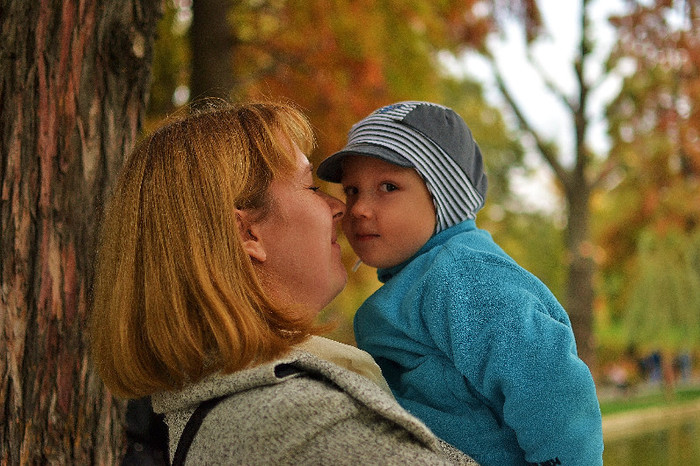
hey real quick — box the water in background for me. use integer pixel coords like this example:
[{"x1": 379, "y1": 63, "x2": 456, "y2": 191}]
[{"x1": 603, "y1": 418, "x2": 700, "y2": 465}]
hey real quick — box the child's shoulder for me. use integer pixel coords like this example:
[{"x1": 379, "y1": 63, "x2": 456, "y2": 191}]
[
  {"x1": 421, "y1": 232, "x2": 550, "y2": 296},
  {"x1": 434, "y1": 228, "x2": 516, "y2": 270}
]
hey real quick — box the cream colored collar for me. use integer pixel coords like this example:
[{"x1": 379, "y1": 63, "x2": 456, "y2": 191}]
[{"x1": 296, "y1": 336, "x2": 393, "y2": 395}]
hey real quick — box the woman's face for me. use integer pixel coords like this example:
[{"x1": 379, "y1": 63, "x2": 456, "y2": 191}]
[{"x1": 245, "y1": 144, "x2": 347, "y2": 316}]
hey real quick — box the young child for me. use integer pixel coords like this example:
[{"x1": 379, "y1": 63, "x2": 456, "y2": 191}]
[{"x1": 317, "y1": 101, "x2": 603, "y2": 466}]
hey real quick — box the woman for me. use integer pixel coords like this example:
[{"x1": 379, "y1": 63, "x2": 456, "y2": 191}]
[{"x1": 90, "y1": 102, "x2": 475, "y2": 465}]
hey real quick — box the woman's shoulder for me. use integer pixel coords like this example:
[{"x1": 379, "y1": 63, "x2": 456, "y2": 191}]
[{"x1": 159, "y1": 352, "x2": 476, "y2": 464}]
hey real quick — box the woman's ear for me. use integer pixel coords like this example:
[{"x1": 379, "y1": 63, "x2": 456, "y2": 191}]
[{"x1": 235, "y1": 209, "x2": 267, "y2": 262}]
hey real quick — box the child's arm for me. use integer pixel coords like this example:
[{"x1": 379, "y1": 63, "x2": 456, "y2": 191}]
[{"x1": 424, "y1": 259, "x2": 604, "y2": 466}]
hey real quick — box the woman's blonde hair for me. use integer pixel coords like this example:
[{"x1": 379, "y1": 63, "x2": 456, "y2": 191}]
[{"x1": 90, "y1": 101, "x2": 319, "y2": 399}]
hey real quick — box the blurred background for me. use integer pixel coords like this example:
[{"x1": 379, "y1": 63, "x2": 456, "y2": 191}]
[{"x1": 147, "y1": 0, "x2": 699, "y2": 463}]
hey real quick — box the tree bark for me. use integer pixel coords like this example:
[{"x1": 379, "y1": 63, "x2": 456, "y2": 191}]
[{"x1": 1, "y1": 1, "x2": 160, "y2": 464}]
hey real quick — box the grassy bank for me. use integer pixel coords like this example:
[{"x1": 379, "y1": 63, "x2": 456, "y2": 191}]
[{"x1": 600, "y1": 385, "x2": 700, "y2": 416}]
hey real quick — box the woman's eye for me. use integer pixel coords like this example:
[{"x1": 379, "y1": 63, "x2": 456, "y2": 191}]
[
  {"x1": 343, "y1": 186, "x2": 357, "y2": 196},
  {"x1": 380, "y1": 183, "x2": 398, "y2": 192}
]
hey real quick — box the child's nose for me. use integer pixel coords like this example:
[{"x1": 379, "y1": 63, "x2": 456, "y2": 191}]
[{"x1": 348, "y1": 195, "x2": 372, "y2": 219}]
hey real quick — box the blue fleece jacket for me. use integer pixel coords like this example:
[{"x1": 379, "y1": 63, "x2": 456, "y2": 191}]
[{"x1": 354, "y1": 220, "x2": 603, "y2": 466}]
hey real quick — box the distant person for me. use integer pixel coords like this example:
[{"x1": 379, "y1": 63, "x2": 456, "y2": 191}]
[
  {"x1": 90, "y1": 101, "x2": 476, "y2": 465},
  {"x1": 318, "y1": 101, "x2": 604, "y2": 465}
]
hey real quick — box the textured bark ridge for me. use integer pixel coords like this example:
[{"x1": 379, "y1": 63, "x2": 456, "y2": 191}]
[{"x1": 1, "y1": 2, "x2": 160, "y2": 464}]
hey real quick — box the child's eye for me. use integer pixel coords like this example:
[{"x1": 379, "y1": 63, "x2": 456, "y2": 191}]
[
  {"x1": 308, "y1": 186, "x2": 321, "y2": 192},
  {"x1": 380, "y1": 183, "x2": 398, "y2": 192}
]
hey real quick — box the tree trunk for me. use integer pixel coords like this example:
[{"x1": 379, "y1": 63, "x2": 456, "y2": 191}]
[
  {"x1": 1, "y1": 1, "x2": 160, "y2": 464},
  {"x1": 190, "y1": 0, "x2": 235, "y2": 100},
  {"x1": 565, "y1": 183, "x2": 597, "y2": 373},
  {"x1": 563, "y1": 0, "x2": 597, "y2": 375}
]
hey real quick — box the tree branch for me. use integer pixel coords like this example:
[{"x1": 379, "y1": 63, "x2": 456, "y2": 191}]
[
  {"x1": 590, "y1": 157, "x2": 618, "y2": 189},
  {"x1": 573, "y1": 0, "x2": 593, "y2": 182},
  {"x1": 491, "y1": 63, "x2": 571, "y2": 187},
  {"x1": 525, "y1": 49, "x2": 576, "y2": 113}
]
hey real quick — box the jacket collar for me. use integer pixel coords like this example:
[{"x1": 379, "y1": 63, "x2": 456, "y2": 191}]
[{"x1": 377, "y1": 219, "x2": 477, "y2": 283}]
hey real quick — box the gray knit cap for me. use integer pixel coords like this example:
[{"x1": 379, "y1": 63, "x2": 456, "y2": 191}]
[{"x1": 317, "y1": 101, "x2": 488, "y2": 232}]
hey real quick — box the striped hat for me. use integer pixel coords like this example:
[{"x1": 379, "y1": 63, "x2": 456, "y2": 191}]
[{"x1": 317, "y1": 101, "x2": 488, "y2": 232}]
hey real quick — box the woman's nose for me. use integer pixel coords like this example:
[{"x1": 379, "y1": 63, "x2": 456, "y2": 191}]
[{"x1": 321, "y1": 191, "x2": 345, "y2": 220}]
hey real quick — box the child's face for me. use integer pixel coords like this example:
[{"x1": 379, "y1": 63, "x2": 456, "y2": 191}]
[{"x1": 341, "y1": 156, "x2": 436, "y2": 269}]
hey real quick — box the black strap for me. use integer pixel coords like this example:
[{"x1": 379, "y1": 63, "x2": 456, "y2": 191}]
[
  {"x1": 170, "y1": 364, "x2": 301, "y2": 465},
  {"x1": 170, "y1": 395, "x2": 229, "y2": 466}
]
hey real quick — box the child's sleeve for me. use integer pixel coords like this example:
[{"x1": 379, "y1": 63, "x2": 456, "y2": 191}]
[{"x1": 424, "y1": 258, "x2": 604, "y2": 466}]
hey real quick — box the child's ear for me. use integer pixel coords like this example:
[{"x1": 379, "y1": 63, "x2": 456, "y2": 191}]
[{"x1": 235, "y1": 209, "x2": 267, "y2": 262}]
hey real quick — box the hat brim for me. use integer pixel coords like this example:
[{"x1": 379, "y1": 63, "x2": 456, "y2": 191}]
[{"x1": 316, "y1": 143, "x2": 413, "y2": 183}]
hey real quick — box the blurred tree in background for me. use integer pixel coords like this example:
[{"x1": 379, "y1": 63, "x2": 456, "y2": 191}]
[
  {"x1": 191, "y1": 0, "x2": 236, "y2": 100},
  {"x1": 626, "y1": 230, "x2": 700, "y2": 352},
  {"x1": 623, "y1": 229, "x2": 700, "y2": 395},
  {"x1": 595, "y1": 0, "x2": 700, "y2": 377},
  {"x1": 460, "y1": 0, "x2": 620, "y2": 369},
  {"x1": 148, "y1": 2, "x2": 190, "y2": 119}
]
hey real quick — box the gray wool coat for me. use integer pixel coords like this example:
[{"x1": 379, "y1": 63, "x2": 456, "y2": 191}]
[{"x1": 151, "y1": 349, "x2": 477, "y2": 465}]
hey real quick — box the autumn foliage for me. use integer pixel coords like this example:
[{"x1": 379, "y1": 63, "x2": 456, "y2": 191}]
[
  {"x1": 228, "y1": 0, "x2": 496, "y2": 164},
  {"x1": 597, "y1": 1, "x2": 700, "y2": 325}
]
